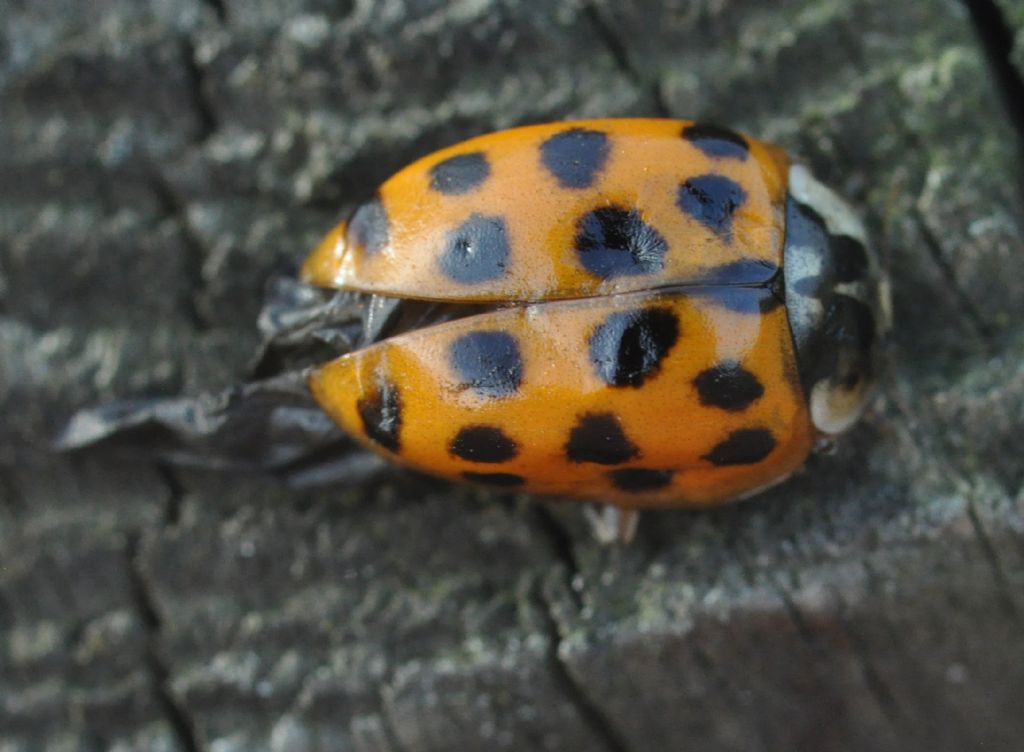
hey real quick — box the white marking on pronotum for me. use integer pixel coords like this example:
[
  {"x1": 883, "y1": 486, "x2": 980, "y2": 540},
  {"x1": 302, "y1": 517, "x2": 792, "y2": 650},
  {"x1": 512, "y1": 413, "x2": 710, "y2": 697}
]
[
  {"x1": 810, "y1": 379, "x2": 868, "y2": 436},
  {"x1": 788, "y1": 164, "x2": 868, "y2": 244}
]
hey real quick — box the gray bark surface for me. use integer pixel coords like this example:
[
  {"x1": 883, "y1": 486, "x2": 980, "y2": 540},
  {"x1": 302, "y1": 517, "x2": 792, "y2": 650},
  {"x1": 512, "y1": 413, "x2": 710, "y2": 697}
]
[{"x1": 3, "y1": 1, "x2": 1024, "y2": 750}]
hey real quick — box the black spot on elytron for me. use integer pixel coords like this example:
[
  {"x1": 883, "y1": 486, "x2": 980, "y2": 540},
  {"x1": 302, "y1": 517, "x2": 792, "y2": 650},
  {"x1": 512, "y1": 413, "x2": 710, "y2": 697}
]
[
  {"x1": 831, "y1": 234, "x2": 870, "y2": 282},
  {"x1": 574, "y1": 206, "x2": 669, "y2": 279},
  {"x1": 682, "y1": 123, "x2": 749, "y2": 160},
  {"x1": 697, "y1": 259, "x2": 779, "y2": 286},
  {"x1": 696, "y1": 286, "x2": 783, "y2": 315},
  {"x1": 356, "y1": 379, "x2": 402, "y2": 452},
  {"x1": 449, "y1": 330, "x2": 523, "y2": 398},
  {"x1": 702, "y1": 428, "x2": 776, "y2": 466},
  {"x1": 429, "y1": 151, "x2": 491, "y2": 195},
  {"x1": 450, "y1": 425, "x2": 519, "y2": 463},
  {"x1": 608, "y1": 468, "x2": 675, "y2": 492},
  {"x1": 348, "y1": 196, "x2": 389, "y2": 255},
  {"x1": 677, "y1": 174, "x2": 747, "y2": 238},
  {"x1": 462, "y1": 471, "x2": 526, "y2": 487},
  {"x1": 439, "y1": 214, "x2": 510, "y2": 284},
  {"x1": 589, "y1": 307, "x2": 680, "y2": 388},
  {"x1": 565, "y1": 413, "x2": 640, "y2": 465},
  {"x1": 693, "y1": 361, "x2": 765, "y2": 412},
  {"x1": 540, "y1": 128, "x2": 611, "y2": 189}
]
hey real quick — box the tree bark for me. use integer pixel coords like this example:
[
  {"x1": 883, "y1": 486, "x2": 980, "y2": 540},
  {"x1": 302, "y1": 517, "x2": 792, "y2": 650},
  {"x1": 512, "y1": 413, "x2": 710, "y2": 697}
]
[{"x1": 2, "y1": 1, "x2": 1024, "y2": 750}]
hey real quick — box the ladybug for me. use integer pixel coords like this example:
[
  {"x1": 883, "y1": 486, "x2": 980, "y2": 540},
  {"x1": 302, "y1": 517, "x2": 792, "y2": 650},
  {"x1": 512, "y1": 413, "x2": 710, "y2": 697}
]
[{"x1": 302, "y1": 119, "x2": 890, "y2": 536}]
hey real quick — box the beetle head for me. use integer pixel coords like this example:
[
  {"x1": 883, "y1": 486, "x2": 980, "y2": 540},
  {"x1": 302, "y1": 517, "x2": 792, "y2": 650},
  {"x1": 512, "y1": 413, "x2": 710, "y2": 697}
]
[{"x1": 783, "y1": 164, "x2": 891, "y2": 436}]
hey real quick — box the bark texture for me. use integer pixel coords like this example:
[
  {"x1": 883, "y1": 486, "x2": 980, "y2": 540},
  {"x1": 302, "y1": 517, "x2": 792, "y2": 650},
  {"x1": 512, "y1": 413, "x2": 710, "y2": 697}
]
[{"x1": 3, "y1": 1, "x2": 1024, "y2": 750}]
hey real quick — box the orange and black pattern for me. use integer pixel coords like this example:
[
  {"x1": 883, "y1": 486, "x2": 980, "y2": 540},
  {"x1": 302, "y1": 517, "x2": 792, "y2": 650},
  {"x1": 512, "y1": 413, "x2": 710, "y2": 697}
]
[
  {"x1": 311, "y1": 287, "x2": 813, "y2": 508},
  {"x1": 306, "y1": 119, "x2": 818, "y2": 508},
  {"x1": 303, "y1": 119, "x2": 790, "y2": 302}
]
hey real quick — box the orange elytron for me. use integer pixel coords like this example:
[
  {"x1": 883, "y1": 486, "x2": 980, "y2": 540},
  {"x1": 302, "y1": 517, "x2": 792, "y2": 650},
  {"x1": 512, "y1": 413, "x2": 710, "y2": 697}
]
[{"x1": 303, "y1": 119, "x2": 889, "y2": 509}]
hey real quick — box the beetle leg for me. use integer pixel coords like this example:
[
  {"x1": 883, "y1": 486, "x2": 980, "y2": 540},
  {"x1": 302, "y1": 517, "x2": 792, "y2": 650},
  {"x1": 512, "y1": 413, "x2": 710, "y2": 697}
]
[{"x1": 583, "y1": 504, "x2": 638, "y2": 544}]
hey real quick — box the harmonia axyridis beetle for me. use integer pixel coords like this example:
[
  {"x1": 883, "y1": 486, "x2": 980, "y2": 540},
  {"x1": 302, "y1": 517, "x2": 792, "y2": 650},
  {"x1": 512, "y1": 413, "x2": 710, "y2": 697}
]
[{"x1": 302, "y1": 119, "x2": 890, "y2": 534}]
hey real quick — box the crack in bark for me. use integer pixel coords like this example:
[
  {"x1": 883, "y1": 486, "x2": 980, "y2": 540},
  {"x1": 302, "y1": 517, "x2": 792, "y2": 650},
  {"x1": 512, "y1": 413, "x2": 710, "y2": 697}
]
[
  {"x1": 0, "y1": 585, "x2": 13, "y2": 631},
  {"x1": 125, "y1": 534, "x2": 202, "y2": 752},
  {"x1": 180, "y1": 36, "x2": 219, "y2": 143},
  {"x1": 529, "y1": 505, "x2": 633, "y2": 750},
  {"x1": 774, "y1": 580, "x2": 818, "y2": 646},
  {"x1": 728, "y1": 517, "x2": 822, "y2": 647},
  {"x1": 530, "y1": 505, "x2": 584, "y2": 610},
  {"x1": 534, "y1": 588, "x2": 633, "y2": 752},
  {"x1": 156, "y1": 463, "x2": 186, "y2": 526},
  {"x1": 965, "y1": 500, "x2": 1022, "y2": 622},
  {"x1": 583, "y1": 3, "x2": 671, "y2": 117},
  {"x1": 376, "y1": 704, "x2": 412, "y2": 752},
  {"x1": 913, "y1": 210, "x2": 995, "y2": 346},
  {"x1": 734, "y1": 522, "x2": 904, "y2": 739},
  {"x1": 148, "y1": 171, "x2": 211, "y2": 332},
  {"x1": 961, "y1": 0, "x2": 1024, "y2": 143},
  {"x1": 891, "y1": 385, "x2": 1023, "y2": 623},
  {"x1": 686, "y1": 634, "x2": 774, "y2": 752},
  {"x1": 831, "y1": 597, "x2": 903, "y2": 732},
  {"x1": 0, "y1": 466, "x2": 24, "y2": 517}
]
